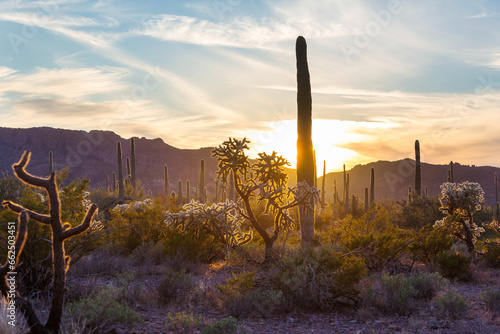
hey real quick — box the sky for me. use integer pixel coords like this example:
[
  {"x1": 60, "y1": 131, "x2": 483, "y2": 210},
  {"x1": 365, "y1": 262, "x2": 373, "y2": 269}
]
[{"x1": 1, "y1": 0, "x2": 500, "y2": 173}]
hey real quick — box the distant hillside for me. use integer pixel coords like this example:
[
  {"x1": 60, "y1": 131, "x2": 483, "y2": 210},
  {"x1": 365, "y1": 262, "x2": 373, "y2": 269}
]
[
  {"x1": 0, "y1": 127, "x2": 218, "y2": 196},
  {"x1": 315, "y1": 159, "x2": 500, "y2": 207},
  {"x1": 0, "y1": 127, "x2": 498, "y2": 207}
]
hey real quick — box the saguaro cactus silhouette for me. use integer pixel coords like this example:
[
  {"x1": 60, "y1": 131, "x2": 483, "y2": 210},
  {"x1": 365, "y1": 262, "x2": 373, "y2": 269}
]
[
  {"x1": 448, "y1": 161, "x2": 454, "y2": 183},
  {"x1": 321, "y1": 160, "x2": 326, "y2": 210},
  {"x1": 2, "y1": 151, "x2": 97, "y2": 333},
  {"x1": 49, "y1": 151, "x2": 53, "y2": 175},
  {"x1": 370, "y1": 167, "x2": 375, "y2": 205},
  {"x1": 364, "y1": 187, "x2": 369, "y2": 212},
  {"x1": 117, "y1": 142, "x2": 125, "y2": 201},
  {"x1": 178, "y1": 180, "x2": 183, "y2": 205},
  {"x1": 415, "y1": 140, "x2": 421, "y2": 196},
  {"x1": 296, "y1": 36, "x2": 315, "y2": 244},
  {"x1": 164, "y1": 165, "x2": 169, "y2": 197},
  {"x1": 130, "y1": 137, "x2": 137, "y2": 190},
  {"x1": 199, "y1": 159, "x2": 206, "y2": 203}
]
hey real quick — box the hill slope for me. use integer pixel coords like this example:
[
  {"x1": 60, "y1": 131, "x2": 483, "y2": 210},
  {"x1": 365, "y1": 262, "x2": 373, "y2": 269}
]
[{"x1": 0, "y1": 127, "x2": 498, "y2": 206}]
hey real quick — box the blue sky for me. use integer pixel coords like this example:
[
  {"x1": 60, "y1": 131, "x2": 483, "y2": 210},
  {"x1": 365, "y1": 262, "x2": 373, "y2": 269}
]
[{"x1": 1, "y1": 0, "x2": 500, "y2": 171}]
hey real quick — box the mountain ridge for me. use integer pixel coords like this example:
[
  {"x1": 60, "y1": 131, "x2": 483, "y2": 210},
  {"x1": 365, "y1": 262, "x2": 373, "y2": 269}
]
[{"x1": 0, "y1": 127, "x2": 498, "y2": 207}]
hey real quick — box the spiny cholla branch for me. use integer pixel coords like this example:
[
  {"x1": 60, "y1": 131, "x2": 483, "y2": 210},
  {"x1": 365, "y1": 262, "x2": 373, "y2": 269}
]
[{"x1": 165, "y1": 201, "x2": 252, "y2": 248}]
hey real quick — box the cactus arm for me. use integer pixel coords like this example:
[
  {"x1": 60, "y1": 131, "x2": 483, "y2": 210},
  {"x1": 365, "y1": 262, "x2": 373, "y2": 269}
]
[
  {"x1": 2, "y1": 200, "x2": 51, "y2": 225},
  {"x1": 62, "y1": 204, "x2": 98, "y2": 240}
]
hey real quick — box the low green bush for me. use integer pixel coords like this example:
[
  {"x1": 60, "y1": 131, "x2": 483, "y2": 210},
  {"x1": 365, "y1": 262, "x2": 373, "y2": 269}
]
[
  {"x1": 483, "y1": 241, "x2": 500, "y2": 268},
  {"x1": 67, "y1": 285, "x2": 142, "y2": 331},
  {"x1": 201, "y1": 317, "x2": 237, "y2": 334},
  {"x1": 158, "y1": 269, "x2": 194, "y2": 305},
  {"x1": 379, "y1": 273, "x2": 417, "y2": 315},
  {"x1": 408, "y1": 272, "x2": 448, "y2": 300},
  {"x1": 165, "y1": 312, "x2": 203, "y2": 334},
  {"x1": 266, "y1": 245, "x2": 366, "y2": 311},
  {"x1": 437, "y1": 251, "x2": 472, "y2": 281},
  {"x1": 436, "y1": 289, "x2": 470, "y2": 318},
  {"x1": 480, "y1": 286, "x2": 500, "y2": 312}
]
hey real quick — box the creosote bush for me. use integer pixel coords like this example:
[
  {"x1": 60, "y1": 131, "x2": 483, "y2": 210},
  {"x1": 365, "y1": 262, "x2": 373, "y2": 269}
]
[
  {"x1": 480, "y1": 286, "x2": 500, "y2": 312},
  {"x1": 66, "y1": 284, "x2": 142, "y2": 331},
  {"x1": 165, "y1": 312, "x2": 203, "y2": 334},
  {"x1": 362, "y1": 272, "x2": 448, "y2": 316},
  {"x1": 158, "y1": 269, "x2": 194, "y2": 305},
  {"x1": 437, "y1": 250, "x2": 472, "y2": 281},
  {"x1": 266, "y1": 245, "x2": 366, "y2": 311},
  {"x1": 215, "y1": 271, "x2": 283, "y2": 317},
  {"x1": 329, "y1": 207, "x2": 413, "y2": 272},
  {"x1": 436, "y1": 289, "x2": 470, "y2": 318},
  {"x1": 379, "y1": 274, "x2": 417, "y2": 315},
  {"x1": 201, "y1": 316, "x2": 237, "y2": 334}
]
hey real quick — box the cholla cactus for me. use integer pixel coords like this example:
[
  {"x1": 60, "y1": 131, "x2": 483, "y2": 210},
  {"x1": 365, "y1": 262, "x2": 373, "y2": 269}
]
[
  {"x1": 165, "y1": 201, "x2": 252, "y2": 248},
  {"x1": 434, "y1": 181, "x2": 485, "y2": 252},
  {"x1": 212, "y1": 138, "x2": 318, "y2": 260}
]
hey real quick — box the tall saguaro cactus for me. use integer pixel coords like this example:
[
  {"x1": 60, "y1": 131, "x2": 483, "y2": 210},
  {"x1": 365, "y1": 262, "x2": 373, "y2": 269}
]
[
  {"x1": 343, "y1": 164, "x2": 346, "y2": 202},
  {"x1": 164, "y1": 165, "x2": 169, "y2": 197},
  {"x1": 364, "y1": 187, "x2": 369, "y2": 212},
  {"x1": 199, "y1": 159, "x2": 206, "y2": 203},
  {"x1": 178, "y1": 180, "x2": 183, "y2": 206},
  {"x1": 130, "y1": 137, "x2": 136, "y2": 190},
  {"x1": 296, "y1": 35, "x2": 315, "y2": 244},
  {"x1": 345, "y1": 174, "x2": 350, "y2": 214},
  {"x1": 117, "y1": 142, "x2": 125, "y2": 201},
  {"x1": 2, "y1": 151, "x2": 97, "y2": 333},
  {"x1": 370, "y1": 167, "x2": 375, "y2": 205},
  {"x1": 186, "y1": 180, "x2": 191, "y2": 202},
  {"x1": 49, "y1": 151, "x2": 53, "y2": 175},
  {"x1": 449, "y1": 161, "x2": 454, "y2": 183},
  {"x1": 321, "y1": 160, "x2": 326, "y2": 210},
  {"x1": 415, "y1": 140, "x2": 421, "y2": 196}
]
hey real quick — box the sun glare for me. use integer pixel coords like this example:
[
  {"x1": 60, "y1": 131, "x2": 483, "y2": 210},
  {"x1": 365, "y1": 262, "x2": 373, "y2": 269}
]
[{"x1": 247, "y1": 119, "x2": 394, "y2": 174}]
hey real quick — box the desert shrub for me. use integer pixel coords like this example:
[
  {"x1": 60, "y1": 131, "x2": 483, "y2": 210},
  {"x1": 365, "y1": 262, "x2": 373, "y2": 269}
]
[
  {"x1": 67, "y1": 284, "x2": 142, "y2": 331},
  {"x1": 266, "y1": 245, "x2": 366, "y2": 311},
  {"x1": 480, "y1": 286, "x2": 500, "y2": 312},
  {"x1": 395, "y1": 195, "x2": 443, "y2": 229},
  {"x1": 69, "y1": 249, "x2": 131, "y2": 277},
  {"x1": 165, "y1": 312, "x2": 203, "y2": 334},
  {"x1": 407, "y1": 272, "x2": 448, "y2": 300},
  {"x1": 437, "y1": 251, "x2": 472, "y2": 281},
  {"x1": 330, "y1": 208, "x2": 414, "y2": 272},
  {"x1": 158, "y1": 269, "x2": 194, "y2": 305},
  {"x1": 164, "y1": 229, "x2": 225, "y2": 264},
  {"x1": 436, "y1": 289, "x2": 470, "y2": 318},
  {"x1": 215, "y1": 271, "x2": 283, "y2": 317},
  {"x1": 483, "y1": 241, "x2": 500, "y2": 268},
  {"x1": 408, "y1": 225, "x2": 454, "y2": 265},
  {"x1": 109, "y1": 198, "x2": 167, "y2": 253},
  {"x1": 216, "y1": 271, "x2": 257, "y2": 316},
  {"x1": 379, "y1": 273, "x2": 417, "y2": 315},
  {"x1": 128, "y1": 240, "x2": 166, "y2": 266},
  {"x1": 201, "y1": 317, "x2": 237, "y2": 334}
]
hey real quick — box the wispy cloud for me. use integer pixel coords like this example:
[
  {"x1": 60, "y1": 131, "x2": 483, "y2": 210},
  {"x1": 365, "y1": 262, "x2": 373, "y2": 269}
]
[{"x1": 0, "y1": 67, "x2": 128, "y2": 99}]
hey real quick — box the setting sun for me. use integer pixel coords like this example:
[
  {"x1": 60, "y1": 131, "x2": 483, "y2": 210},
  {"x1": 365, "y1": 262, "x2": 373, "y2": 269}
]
[{"x1": 247, "y1": 119, "x2": 396, "y2": 174}]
